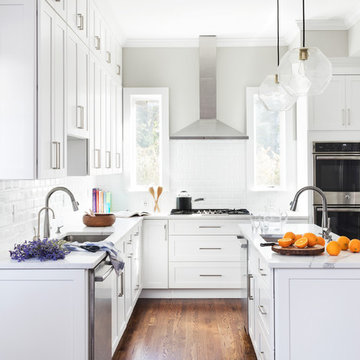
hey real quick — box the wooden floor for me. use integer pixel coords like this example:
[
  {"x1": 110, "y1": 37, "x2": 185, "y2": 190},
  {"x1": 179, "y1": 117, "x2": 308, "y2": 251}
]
[{"x1": 113, "y1": 299, "x2": 257, "y2": 360}]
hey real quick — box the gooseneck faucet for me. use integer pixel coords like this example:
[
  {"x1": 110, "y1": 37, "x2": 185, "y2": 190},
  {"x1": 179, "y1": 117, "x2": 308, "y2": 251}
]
[
  {"x1": 290, "y1": 186, "x2": 331, "y2": 241},
  {"x1": 44, "y1": 187, "x2": 79, "y2": 238},
  {"x1": 35, "y1": 207, "x2": 55, "y2": 240}
]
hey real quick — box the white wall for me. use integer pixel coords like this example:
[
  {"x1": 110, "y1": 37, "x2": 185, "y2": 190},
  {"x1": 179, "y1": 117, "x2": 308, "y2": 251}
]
[{"x1": 0, "y1": 177, "x2": 95, "y2": 252}]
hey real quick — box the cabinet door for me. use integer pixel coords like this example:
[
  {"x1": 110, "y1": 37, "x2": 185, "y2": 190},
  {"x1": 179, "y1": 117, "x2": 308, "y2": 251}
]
[
  {"x1": 67, "y1": 30, "x2": 89, "y2": 138},
  {"x1": 89, "y1": 56, "x2": 103, "y2": 173},
  {"x1": 131, "y1": 229, "x2": 142, "y2": 304},
  {"x1": 89, "y1": 2, "x2": 101, "y2": 54},
  {"x1": 346, "y1": 75, "x2": 360, "y2": 130},
  {"x1": 114, "y1": 42, "x2": 122, "y2": 80},
  {"x1": 46, "y1": 0, "x2": 66, "y2": 20},
  {"x1": 124, "y1": 235, "x2": 133, "y2": 321},
  {"x1": 104, "y1": 73, "x2": 112, "y2": 172},
  {"x1": 67, "y1": 0, "x2": 88, "y2": 44},
  {"x1": 142, "y1": 220, "x2": 169, "y2": 289},
  {"x1": 247, "y1": 272, "x2": 256, "y2": 347},
  {"x1": 309, "y1": 76, "x2": 346, "y2": 131},
  {"x1": 113, "y1": 84, "x2": 123, "y2": 173},
  {"x1": 38, "y1": 2, "x2": 66, "y2": 179}
]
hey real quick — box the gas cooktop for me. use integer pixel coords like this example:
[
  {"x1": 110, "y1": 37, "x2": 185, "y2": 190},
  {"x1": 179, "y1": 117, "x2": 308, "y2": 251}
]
[{"x1": 170, "y1": 208, "x2": 250, "y2": 215}]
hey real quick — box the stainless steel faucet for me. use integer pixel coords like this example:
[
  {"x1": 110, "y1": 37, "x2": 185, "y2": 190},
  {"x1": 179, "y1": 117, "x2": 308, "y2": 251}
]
[
  {"x1": 290, "y1": 186, "x2": 331, "y2": 241},
  {"x1": 43, "y1": 187, "x2": 79, "y2": 238},
  {"x1": 35, "y1": 207, "x2": 55, "y2": 240}
]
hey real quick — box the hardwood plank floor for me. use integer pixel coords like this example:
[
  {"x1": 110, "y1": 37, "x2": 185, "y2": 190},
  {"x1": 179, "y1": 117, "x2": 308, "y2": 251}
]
[{"x1": 113, "y1": 299, "x2": 257, "y2": 360}]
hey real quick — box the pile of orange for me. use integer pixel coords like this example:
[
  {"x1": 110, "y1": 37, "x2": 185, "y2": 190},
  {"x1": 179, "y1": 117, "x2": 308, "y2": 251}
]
[{"x1": 278, "y1": 231, "x2": 360, "y2": 256}]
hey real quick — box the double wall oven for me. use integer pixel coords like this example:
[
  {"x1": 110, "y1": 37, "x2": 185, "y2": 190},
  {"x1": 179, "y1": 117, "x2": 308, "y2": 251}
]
[{"x1": 313, "y1": 142, "x2": 360, "y2": 239}]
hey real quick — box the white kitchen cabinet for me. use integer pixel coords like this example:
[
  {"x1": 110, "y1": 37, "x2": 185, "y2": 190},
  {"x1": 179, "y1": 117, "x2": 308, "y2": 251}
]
[
  {"x1": 131, "y1": 226, "x2": 142, "y2": 303},
  {"x1": 275, "y1": 268, "x2": 360, "y2": 360},
  {"x1": 46, "y1": 0, "x2": 66, "y2": 20},
  {"x1": 309, "y1": 75, "x2": 360, "y2": 131},
  {"x1": 67, "y1": 29, "x2": 89, "y2": 138},
  {"x1": 89, "y1": 1, "x2": 102, "y2": 55},
  {"x1": 142, "y1": 220, "x2": 169, "y2": 289},
  {"x1": 38, "y1": 0, "x2": 67, "y2": 178},
  {"x1": 104, "y1": 73, "x2": 112, "y2": 172},
  {"x1": 112, "y1": 83, "x2": 123, "y2": 173},
  {"x1": 67, "y1": 0, "x2": 88, "y2": 44},
  {"x1": 0, "y1": 269, "x2": 87, "y2": 360},
  {"x1": 113, "y1": 42, "x2": 122, "y2": 81}
]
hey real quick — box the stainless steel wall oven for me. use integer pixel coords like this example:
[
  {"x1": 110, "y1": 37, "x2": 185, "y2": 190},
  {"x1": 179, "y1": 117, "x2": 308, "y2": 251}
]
[{"x1": 313, "y1": 142, "x2": 360, "y2": 239}]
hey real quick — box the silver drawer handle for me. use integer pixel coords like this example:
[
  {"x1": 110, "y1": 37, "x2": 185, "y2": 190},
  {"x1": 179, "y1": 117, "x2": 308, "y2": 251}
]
[
  {"x1": 247, "y1": 274, "x2": 254, "y2": 301},
  {"x1": 76, "y1": 105, "x2": 85, "y2": 129},
  {"x1": 94, "y1": 149, "x2": 101, "y2": 168},
  {"x1": 199, "y1": 247, "x2": 222, "y2": 250},
  {"x1": 106, "y1": 51, "x2": 111, "y2": 64},
  {"x1": 117, "y1": 65, "x2": 121, "y2": 76},
  {"x1": 105, "y1": 151, "x2": 111, "y2": 168},
  {"x1": 116, "y1": 153, "x2": 121, "y2": 168},
  {"x1": 199, "y1": 226, "x2": 222, "y2": 229},
  {"x1": 118, "y1": 271, "x2": 124, "y2": 297},
  {"x1": 258, "y1": 305, "x2": 267, "y2": 315},
  {"x1": 134, "y1": 284, "x2": 140, "y2": 291},
  {"x1": 199, "y1": 274, "x2": 222, "y2": 277},
  {"x1": 94, "y1": 36, "x2": 101, "y2": 50},
  {"x1": 51, "y1": 141, "x2": 61, "y2": 169},
  {"x1": 95, "y1": 266, "x2": 114, "y2": 282},
  {"x1": 77, "y1": 13, "x2": 84, "y2": 30}
]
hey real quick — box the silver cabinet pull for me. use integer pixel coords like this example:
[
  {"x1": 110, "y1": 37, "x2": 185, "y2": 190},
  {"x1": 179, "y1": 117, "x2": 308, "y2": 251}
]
[
  {"x1": 118, "y1": 271, "x2": 124, "y2": 297},
  {"x1": 95, "y1": 265, "x2": 114, "y2": 282},
  {"x1": 106, "y1": 51, "x2": 111, "y2": 64},
  {"x1": 348, "y1": 109, "x2": 351, "y2": 125},
  {"x1": 117, "y1": 65, "x2": 121, "y2": 76},
  {"x1": 199, "y1": 226, "x2": 221, "y2": 229},
  {"x1": 199, "y1": 274, "x2": 222, "y2": 277},
  {"x1": 76, "y1": 105, "x2": 85, "y2": 129},
  {"x1": 247, "y1": 274, "x2": 254, "y2": 300},
  {"x1": 94, "y1": 149, "x2": 101, "y2": 168},
  {"x1": 199, "y1": 247, "x2": 222, "y2": 250},
  {"x1": 342, "y1": 109, "x2": 346, "y2": 126},
  {"x1": 76, "y1": 13, "x2": 84, "y2": 30},
  {"x1": 51, "y1": 141, "x2": 61, "y2": 169},
  {"x1": 116, "y1": 153, "x2": 121, "y2": 168},
  {"x1": 127, "y1": 253, "x2": 133, "y2": 258},
  {"x1": 134, "y1": 284, "x2": 140, "y2": 291},
  {"x1": 134, "y1": 232, "x2": 139, "y2": 236},
  {"x1": 105, "y1": 151, "x2": 111, "y2": 168},
  {"x1": 258, "y1": 305, "x2": 267, "y2": 315},
  {"x1": 94, "y1": 36, "x2": 101, "y2": 50}
]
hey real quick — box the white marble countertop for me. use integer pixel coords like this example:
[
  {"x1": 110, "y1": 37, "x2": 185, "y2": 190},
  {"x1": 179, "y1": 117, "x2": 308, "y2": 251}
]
[
  {"x1": 240, "y1": 223, "x2": 360, "y2": 269},
  {"x1": 0, "y1": 218, "x2": 143, "y2": 270}
]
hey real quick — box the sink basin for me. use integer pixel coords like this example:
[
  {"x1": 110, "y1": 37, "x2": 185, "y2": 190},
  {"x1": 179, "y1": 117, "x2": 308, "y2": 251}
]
[
  {"x1": 260, "y1": 234, "x2": 283, "y2": 243},
  {"x1": 60, "y1": 233, "x2": 111, "y2": 243}
]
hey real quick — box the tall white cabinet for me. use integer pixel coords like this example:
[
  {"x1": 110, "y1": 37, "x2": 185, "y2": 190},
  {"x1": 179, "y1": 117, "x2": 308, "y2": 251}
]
[{"x1": 0, "y1": 0, "x2": 123, "y2": 180}]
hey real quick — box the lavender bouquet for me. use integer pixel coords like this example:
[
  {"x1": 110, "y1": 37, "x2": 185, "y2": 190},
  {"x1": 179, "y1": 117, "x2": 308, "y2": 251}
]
[{"x1": 9, "y1": 238, "x2": 71, "y2": 262}]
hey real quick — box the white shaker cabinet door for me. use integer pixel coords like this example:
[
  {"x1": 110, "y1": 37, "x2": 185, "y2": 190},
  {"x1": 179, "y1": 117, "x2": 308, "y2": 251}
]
[
  {"x1": 345, "y1": 75, "x2": 360, "y2": 130},
  {"x1": 38, "y1": 1, "x2": 67, "y2": 179},
  {"x1": 113, "y1": 84, "x2": 123, "y2": 173},
  {"x1": 67, "y1": 0, "x2": 88, "y2": 44},
  {"x1": 142, "y1": 220, "x2": 169, "y2": 289}
]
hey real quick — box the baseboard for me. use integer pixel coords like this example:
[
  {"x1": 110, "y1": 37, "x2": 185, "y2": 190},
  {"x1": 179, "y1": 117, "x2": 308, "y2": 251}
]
[{"x1": 140, "y1": 289, "x2": 246, "y2": 299}]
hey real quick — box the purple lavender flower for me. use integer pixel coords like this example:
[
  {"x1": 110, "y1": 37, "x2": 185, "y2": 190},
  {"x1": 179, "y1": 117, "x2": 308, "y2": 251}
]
[{"x1": 9, "y1": 239, "x2": 71, "y2": 262}]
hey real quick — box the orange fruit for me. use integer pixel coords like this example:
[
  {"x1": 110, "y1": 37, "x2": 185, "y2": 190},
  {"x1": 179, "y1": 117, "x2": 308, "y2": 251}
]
[
  {"x1": 349, "y1": 239, "x2": 360, "y2": 253},
  {"x1": 294, "y1": 234, "x2": 303, "y2": 241},
  {"x1": 294, "y1": 237, "x2": 308, "y2": 249},
  {"x1": 278, "y1": 238, "x2": 293, "y2": 248},
  {"x1": 326, "y1": 241, "x2": 341, "y2": 256},
  {"x1": 316, "y1": 236, "x2": 325, "y2": 246},
  {"x1": 284, "y1": 232, "x2": 295, "y2": 240},
  {"x1": 303, "y1": 233, "x2": 317, "y2": 247},
  {"x1": 337, "y1": 236, "x2": 350, "y2": 251}
]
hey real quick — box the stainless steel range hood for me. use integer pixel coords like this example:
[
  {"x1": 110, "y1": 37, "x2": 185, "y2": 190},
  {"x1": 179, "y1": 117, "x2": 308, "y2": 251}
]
[{"x1": 170, "y1": 35, "x2": 248, "y2": 140}]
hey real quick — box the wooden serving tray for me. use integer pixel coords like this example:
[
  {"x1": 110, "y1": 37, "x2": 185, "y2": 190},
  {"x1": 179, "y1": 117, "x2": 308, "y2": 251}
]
[{"x1": 272, "y1": 244, "x2": 325, "y2": 256}]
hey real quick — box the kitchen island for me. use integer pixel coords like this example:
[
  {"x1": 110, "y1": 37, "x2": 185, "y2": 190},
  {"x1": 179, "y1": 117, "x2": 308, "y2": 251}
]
[{"x1": 241, "y1": 223, "x2": 360, "y2": 360}]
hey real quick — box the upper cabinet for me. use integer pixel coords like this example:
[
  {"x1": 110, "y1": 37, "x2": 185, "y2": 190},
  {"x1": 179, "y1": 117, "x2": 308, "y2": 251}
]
[
  {"x1": 0, "y1": 0, "x2": 123, "y2": 179},
  {"x1": 67, "y1": 0, "x2": 89, "y2": 44},
  {"x1": 309, "y1": 75, "x2": 360, "y2": 131}
]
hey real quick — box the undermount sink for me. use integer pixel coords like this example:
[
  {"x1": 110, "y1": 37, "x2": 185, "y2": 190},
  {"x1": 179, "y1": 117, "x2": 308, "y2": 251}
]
[
  {"x1": 60, "y1": 233, "x2": 111, "y2": 243},
  {"x1": 260, "y1": 234, "x2": 283, "y2": 243}
]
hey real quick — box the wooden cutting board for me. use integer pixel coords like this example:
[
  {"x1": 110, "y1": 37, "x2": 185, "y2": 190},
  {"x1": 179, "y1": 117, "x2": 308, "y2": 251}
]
[{"x1": 272, "y1": 244, "x2": 325, "y2": 256}]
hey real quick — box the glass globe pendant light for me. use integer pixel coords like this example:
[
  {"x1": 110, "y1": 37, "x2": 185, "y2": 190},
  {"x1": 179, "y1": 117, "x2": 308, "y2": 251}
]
[
  {"x1": 259, "y1": 0, "x2": 297, "y2": 112},
  {"x1": 277, "y1": 0, "x2": 332, "y2": 96}
]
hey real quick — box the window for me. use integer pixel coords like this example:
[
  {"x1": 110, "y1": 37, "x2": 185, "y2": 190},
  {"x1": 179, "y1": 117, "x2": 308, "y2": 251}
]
[
  {"x1": 246, "y1": 87, "x2": 295, "y2": 191},
  {"x1": 124, "y1": 88, "x2": 169, "y2": 191}
]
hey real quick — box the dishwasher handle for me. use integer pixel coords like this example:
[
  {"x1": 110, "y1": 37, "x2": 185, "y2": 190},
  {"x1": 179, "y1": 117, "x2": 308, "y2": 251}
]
[{"x1": 95, "y1": 265, "x2": 114, "y2": 282}]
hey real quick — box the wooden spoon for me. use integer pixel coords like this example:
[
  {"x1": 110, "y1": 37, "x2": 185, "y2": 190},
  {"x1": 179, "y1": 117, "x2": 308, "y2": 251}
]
[
  {"x1": 148, "y1": 187, "x2": 156, "y2": 211},
  {"x1": 155, "y1": 186, "x2": 163, "y2": 212}
]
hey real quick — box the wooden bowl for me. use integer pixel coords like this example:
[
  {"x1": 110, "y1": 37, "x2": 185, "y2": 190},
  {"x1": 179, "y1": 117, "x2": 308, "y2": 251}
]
[{"x1": 83, "y1": 214, "x2": 116, "y2": 227}]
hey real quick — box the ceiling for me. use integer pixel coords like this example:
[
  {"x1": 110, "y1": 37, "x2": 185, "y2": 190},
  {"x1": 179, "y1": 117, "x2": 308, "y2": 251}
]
[{"x1": 98, "y1": 0, "x2": 360, "y2": 44}]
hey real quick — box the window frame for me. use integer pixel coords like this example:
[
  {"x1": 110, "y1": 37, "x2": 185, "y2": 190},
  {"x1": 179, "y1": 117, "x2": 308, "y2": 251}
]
[
  {"x1": 246, "y1": 87, "x2": 296, "y2": 192},
  {"x1": 123, "y1": 87, "x2": 169, "y2": 192}
]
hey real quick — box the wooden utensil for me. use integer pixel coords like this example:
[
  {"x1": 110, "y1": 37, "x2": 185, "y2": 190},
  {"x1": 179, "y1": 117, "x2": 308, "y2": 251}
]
[
  {"x1": 155, "y1": 186, "x2": 163, "y2": 212},
  {"x1": 149, "y1": 187, "x2": 157, "y2": 212},
  {"x1": 271, "y1": 244, "x2": 325, "y2": 256}
]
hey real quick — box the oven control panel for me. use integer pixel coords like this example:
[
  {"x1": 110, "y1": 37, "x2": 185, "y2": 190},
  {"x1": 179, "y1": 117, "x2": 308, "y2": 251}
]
[{"x1": 314, "y1": 142, "x2": 360, "y2": 153}]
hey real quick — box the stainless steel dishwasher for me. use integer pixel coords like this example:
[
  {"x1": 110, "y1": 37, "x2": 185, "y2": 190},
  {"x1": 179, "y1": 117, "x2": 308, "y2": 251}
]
[{"x1": 89, "y1": 259, "x2": 114, "y2": 360}]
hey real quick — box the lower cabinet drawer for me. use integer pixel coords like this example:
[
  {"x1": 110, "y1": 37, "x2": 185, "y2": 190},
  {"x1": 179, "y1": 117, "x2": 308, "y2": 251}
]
[
  {"x1": 169, "y1": 262, "x2": 244, "y2": 288},
  {"x1": 256, "y1": 316, "x2": 273, "y2": 360},
  {"x1": 169, "y1": 235, "x2": 245, "y2": 261},
  {"x1": 257, "y1": 277, "x2": 271, "y2": 337}
]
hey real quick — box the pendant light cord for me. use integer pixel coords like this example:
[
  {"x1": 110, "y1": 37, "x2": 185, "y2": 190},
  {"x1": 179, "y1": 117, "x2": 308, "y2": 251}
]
[
  {"x1": 277, "y1": 0, "x2": 280, "y2": 66},
  {"x1": 302, "y1": 0, "x2": 305, "y2": 47}
]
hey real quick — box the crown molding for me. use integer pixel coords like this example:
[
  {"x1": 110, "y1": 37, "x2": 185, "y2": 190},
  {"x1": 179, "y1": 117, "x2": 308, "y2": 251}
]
[
  {"x1": 124, "y1": 37, "x2": 288, "y2": 48},
  {"x1": 296, "y1": 19, "x2": 348, "y2": 31}
]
